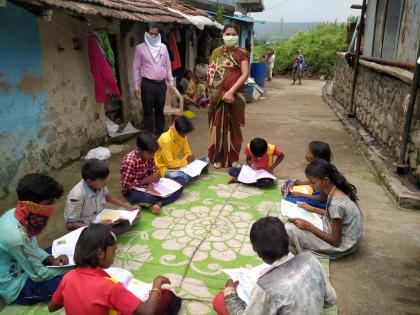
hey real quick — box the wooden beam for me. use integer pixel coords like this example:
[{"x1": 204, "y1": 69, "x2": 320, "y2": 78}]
[
  {"x1": 359, "y1": 59, "x2": 414, "y2": 84},
  {"x1": 360, "y1": 56, "x2": 415, "y2": 69}
]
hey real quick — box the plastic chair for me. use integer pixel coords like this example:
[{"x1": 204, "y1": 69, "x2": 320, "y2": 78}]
[{"x1": 163, "y1": 87, "x2": 184, "y2": 121}]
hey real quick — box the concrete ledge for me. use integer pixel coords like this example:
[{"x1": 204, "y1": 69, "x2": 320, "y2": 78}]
[{"x1": 322, "y1": 82, "x2": 420, "y2": 210}]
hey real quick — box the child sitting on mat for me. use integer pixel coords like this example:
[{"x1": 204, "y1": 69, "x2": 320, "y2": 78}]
[
  {"x1": 65, "y1": 159, "x2": 140, "y2": 236},
  {"x1": 0, "y1": 174, "x2": 70, "y2": 305},
  {"x1": 155, "y1": 116, "x2": 210, "y2": 184},
  {"x1": 48, "y1": 224, "x2": 182, "y2": 315},
  {"x1": 228, "y1": 137, "x2": 284, "y2": 188},
  {"x1": 285, "y1": 159, "x2": 364, "y2": 260},
  {"x1": 282, "y1": 141, "x2": 332, "y2": 207},
  {"x1": 212, "y1": 216, "x2": 336, "y2": 315},
  {"x1": 120, "y1": 131, "x2": 185, "y2": 215}
]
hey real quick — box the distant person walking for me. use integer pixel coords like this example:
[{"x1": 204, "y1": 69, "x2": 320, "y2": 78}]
[
  {"x1": 133, "y1": 22, "x2": 174, "y2": 136},
  {"x1": 207, "y1": 23, "x2": 249, "y2": 169},
  {"x1": 292, "y1": 49, "x2": 304, "y2": 85},
  {"x1": 267, "y1": 49, "x2": 275, "y2": 81}
]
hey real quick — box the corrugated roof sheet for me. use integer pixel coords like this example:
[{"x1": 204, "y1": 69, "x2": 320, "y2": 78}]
[{"x1": 20, "y1": 0, "x2": 191, "y2": 23}]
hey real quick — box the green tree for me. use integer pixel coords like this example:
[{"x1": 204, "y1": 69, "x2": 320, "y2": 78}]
[{"x1": 253, "y1": 23, "x2": 347, "y2": 76}]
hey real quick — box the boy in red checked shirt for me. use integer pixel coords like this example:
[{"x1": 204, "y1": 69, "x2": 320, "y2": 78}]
[{"x1": 228, "y1": 138, "x2": 285, "y2": 188}]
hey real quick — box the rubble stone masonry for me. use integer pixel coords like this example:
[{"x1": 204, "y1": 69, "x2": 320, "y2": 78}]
[{"x1": 332, "y1": 52, "x2": 420, "y2": 177}]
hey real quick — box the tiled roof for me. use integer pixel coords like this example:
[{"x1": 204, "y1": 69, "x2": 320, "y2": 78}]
[{"x1": 17, "y1": 0, "x2": 191, "y2": 23}]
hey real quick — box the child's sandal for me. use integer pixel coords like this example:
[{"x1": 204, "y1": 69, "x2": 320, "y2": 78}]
[
  {"x1": 150, "y1": 203, "x2": 161, "y2": 215},
  {"x1": 228, "y1": 178, "x2": 239, "y2": 184}
]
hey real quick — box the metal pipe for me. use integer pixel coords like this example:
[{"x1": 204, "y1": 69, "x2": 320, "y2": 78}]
[
  {"x1": 360, "y1": 56, "x2": 416, "y2": 70},
  {"x1": 348, "y1": 0, "x2": 367, "y2": 117},
  {"x1": 397, "y1": 43, "x2": 420, "y2": 174}
]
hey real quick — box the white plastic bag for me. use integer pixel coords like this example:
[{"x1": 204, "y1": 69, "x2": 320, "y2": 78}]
[{"x1": 85, "y1": 147, "x2": 111, "y2": 160}]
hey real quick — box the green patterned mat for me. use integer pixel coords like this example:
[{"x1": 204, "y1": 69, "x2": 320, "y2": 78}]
[{"x1": 2, "y1": 173, "x2": 336, "y2": 315}]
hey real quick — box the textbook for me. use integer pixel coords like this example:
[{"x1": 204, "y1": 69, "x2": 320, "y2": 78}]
[
  {"x1": 280, "y1": 199, "x2": 324, "y2": 231},
  {"x1": 134, "y1": 177, "x2": 182, "y2": 197},
  {"x1": 237, "y1": 165, "x2": 276, "y2": 184},
  {"x1": 222, "y1": 254, "x2": 294, "y2": 305},
  {"x1": 222, "y1": 263, "x2": 271, "y2": 304},
  {"x1": 105, "y1": 267, "x2": 152, "y2": 301},
  {"x1": 292, "y1": 185, "x2": 313, "y2": 195},
  {"x1": 179, "y1": 159, "x2": 208, "y2": 177},
  {"x1": 94, "y1": 209, "x2": 139, "y2": 225},
  {"x1": 49, "y1": 226, "x2": 87, "y2": 267}
]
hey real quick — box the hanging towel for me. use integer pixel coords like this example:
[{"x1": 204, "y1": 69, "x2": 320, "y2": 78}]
[
  {"x1": 167, "y1": 31, "x2": 181, "y2": 71},
  {"x1": 87, "y1": 33, "x2": 121, "y2": 103}
]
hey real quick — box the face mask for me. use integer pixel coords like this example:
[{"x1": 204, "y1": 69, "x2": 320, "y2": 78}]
[
  {"x1": 223, "y1": 35, "x2": 238, "y2": 47},
  {"x1": 145, "y1": 32, "x2": 161, "y2": 45}
]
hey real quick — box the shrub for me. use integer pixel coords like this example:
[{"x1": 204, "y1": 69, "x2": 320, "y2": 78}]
[{"x1": 253, "y1": 23, "x2": 348, "y2": 76}]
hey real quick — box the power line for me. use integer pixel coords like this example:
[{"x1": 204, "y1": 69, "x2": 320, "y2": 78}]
[{"x1": 267, "y1": 0, "x2": 289, "y2": 10}]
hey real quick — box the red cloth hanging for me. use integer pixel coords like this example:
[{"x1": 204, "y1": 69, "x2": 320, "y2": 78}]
[
  {"x1": 87, "y1": 33, "x2": 120, "y2": 103},
  {"x1": 167, "y1": 31, "x2": 182, "y2": 71}
]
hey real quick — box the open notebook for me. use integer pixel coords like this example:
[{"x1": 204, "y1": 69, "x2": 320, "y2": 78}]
[
  {"x1": 178, "y1": 159, "x2": 208, "y2": 177},
  {"x1": 223, "y1": 262, "x2": 272, "y2": 304},
  {"x1": 49, "y1": 226, "x2": 86, "y2": 268},
  {"x1": 280, "y1": 199, "x2": 324, "y2": 231},
  {"x1": 105, "y1": 267, "x2": 152, "y2": 302},
  {"x1": 237, "y1": 165, "x2": 276, "y2": 184},
  {"x1": 134, "y1": 178, "x2": 182, "y2": 197},
  {"x1": 93, "y1": 209, "x2": 139, "y2": 225}
]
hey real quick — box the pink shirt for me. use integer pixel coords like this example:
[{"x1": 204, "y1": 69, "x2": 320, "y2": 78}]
[{"x1": 132, "y1": 42, "x2": 174, "y2": 88}]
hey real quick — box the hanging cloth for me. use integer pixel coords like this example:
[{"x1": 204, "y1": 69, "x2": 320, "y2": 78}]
[
  {"x1": 87, "y1": 33, "x2": 121, "y2": 103},
  {"x1": 94, "y1": 30, "x2": 116, "y2": 73},
  {"x1": 167, "y1": 31, "x2": 181, "y2": 71},
  {"x1": 160, "y1": 31, "x2": 174, "y2": 62}
]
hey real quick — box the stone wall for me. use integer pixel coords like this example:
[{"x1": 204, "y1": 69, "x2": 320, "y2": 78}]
[{"x1": 332, "y1": 52, "x2": 420, "y2": 176}]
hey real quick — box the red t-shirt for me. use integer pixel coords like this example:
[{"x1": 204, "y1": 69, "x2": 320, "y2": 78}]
[
  {"x1": 244, "y1": 144, "x2": 282, "y2": 170},
  {"x1": 52, "y1": 266, "x2": 141, "y2": 315}
]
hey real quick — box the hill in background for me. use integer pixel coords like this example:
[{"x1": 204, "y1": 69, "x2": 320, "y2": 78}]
[{"x1": 254, "y1": 22, "x2": 317, "y2": 42}]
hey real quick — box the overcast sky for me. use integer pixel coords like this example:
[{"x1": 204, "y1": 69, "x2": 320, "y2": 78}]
[{"x1": 250, "y1": 0, "x2": 363, "y2": 23}]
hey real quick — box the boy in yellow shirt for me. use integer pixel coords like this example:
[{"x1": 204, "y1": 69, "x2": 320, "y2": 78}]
[{"x1": 155, "y1": 116, "x2": 209, "y2": 184}]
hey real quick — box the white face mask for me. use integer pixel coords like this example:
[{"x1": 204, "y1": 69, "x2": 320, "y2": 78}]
[
  {"x1": 223, "y1": 35, "x2": 238, "y2": 47},
  {"x1": 145, "y1": 32, "x2": 161, "y2": 45}
]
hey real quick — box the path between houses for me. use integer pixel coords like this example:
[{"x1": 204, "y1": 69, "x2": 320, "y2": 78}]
[{"x1": 0, "y1": 78, "x2": 420, "y2": 313}]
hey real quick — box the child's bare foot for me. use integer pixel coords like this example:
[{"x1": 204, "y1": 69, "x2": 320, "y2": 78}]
[
  {"x1": 228, "y1": 178, "x2": 239, "y2": 184},
  {"x1": 150, "y1": 202, "x2": 162, "y2": 215}
]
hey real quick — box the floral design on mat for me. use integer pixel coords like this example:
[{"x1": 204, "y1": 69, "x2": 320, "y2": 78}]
[
  {"x1": 152, "y1": 204, "x2": 255, "y2": 265},
  {"x1": 114, "y1": 243, "x2": 152, "y2": 271},
  {"x1": 164, "y1": 273, "x2": 213, "y2": 315},
  {"x1": 257, "y1": 200, "x2": 281, "y2": 216},
  {"x1": 173, "y1": 190, "x2": 201, "y2": 205},
  {"x1": 208, "y1": 183, "x2": 263, "y2": 199}
]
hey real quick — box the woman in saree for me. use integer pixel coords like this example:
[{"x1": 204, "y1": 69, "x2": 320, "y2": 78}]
[{"x1": 207, "y1": 23, "x2": 250, "y2": 169}]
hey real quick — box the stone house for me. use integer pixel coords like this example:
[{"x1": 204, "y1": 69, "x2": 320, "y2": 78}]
[
  {"x1": 332, "y1": 0, "x2": 420, "y2": 177},
  {"x1": 0, "y1": 0, "x2": 220, "y2": 197}
]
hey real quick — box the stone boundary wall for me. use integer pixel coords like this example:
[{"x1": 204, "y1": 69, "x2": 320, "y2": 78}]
[{"x1": 332, "y1": 53, "x2": 420, "y2": 176}]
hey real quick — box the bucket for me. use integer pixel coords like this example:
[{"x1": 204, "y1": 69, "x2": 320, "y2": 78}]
[
  {"x1": 244, "y1": 83, "x2": 253, "y2": 103},
  {"x1": 250, "y1": 63, "x2": 266, "y2": 88}
]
